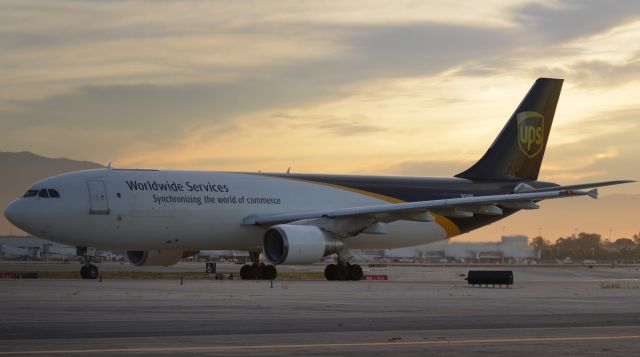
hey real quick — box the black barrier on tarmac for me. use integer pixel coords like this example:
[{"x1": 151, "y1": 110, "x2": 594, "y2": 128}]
[{"x1": 466, "y1": 270, "x2": 513, "y2": 287}]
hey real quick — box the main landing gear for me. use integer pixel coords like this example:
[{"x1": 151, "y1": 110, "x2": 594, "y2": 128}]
[
  {"x1": 80, "y1": 263, "x2": 99, "y2": 280},
  {"x1": 324, "y1": 262, "x2": 363, "y2": 281},
  {"x1": 77, "y1": 247, "x2": 99, "y2": 280},
  {"x1": 239, "y1": 252, "x2": 277, "y2": 280}
]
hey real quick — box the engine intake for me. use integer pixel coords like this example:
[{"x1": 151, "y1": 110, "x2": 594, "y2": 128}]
[{"x1": 263, "y1": 224, "x2": 343, "y2": 265}]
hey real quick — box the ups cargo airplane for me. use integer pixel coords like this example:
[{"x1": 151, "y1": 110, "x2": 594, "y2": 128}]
[{"x1": 3, "y1": 78, "x2": 634, "y2": 280}]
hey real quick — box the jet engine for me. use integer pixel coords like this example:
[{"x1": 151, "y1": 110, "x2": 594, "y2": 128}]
[
  {"x1": 126, "y1": 250, "x2": 198, "y2": 266},
  {"x1": 262, "y1": 224, "x2": 343, "y2": 265}
]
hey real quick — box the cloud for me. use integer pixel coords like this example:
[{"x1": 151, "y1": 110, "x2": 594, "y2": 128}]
[
  {"x1": 0, "y1": 78, "x2": 343, "y2": 159},
  {"x1": 1, "y1": 0, "x2": 640, "y2": 183},
  {"x1": 0, "y1": 18, "x2": 518, "y2": 162},
  {"x1": 549, "y1": 57, "x2": 640, "y2": 87},
  {"x1": 341, "y1": 23, "x2": 515, "y2": 78},
  {"x1": 540, "y1": 107, "x2": 640, "y2": 185},
  {"x1": 513, "y1": 0, "x2": 640, "y2": 43},
  {"x1": 309, "y1": 118, "x2": 384, "y2": 137},
  {"x1": 367, "y1": 160, "x2": 470, "y2": 177}
]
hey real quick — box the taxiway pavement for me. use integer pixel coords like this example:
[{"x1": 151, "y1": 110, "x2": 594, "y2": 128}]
[{"x1": 1, "y1": 266, "x2": 640, "y2": 356}]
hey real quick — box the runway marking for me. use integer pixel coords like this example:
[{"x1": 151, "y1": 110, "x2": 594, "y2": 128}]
[
  {"x1": 555, "y1": 299, "x2": 622, "y2": 304},
  {"x1": 2, "y1": 335, "x2": 640, "y2": 355}
]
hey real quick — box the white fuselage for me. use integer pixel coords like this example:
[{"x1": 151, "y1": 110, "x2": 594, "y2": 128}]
[{"x1": 5, "y1": 169, "x2": 451, "y2": 252}]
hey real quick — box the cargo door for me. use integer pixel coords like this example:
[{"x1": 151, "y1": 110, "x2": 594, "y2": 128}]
[{"x1": 87, "y1": 180, "x2": 110, "y2": 215}]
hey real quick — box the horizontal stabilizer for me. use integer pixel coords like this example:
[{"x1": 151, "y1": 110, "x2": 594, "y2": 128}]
[{"x1": 523, "y1": 180, "x2": 634, "y2": 194}]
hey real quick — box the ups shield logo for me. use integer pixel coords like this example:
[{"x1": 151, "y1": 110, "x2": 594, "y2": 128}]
[{"x1": 517, "y1": 111, "x2": 544, "y2": 159}]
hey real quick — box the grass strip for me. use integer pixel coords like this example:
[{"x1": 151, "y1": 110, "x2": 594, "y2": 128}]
[{"x1": 36, "y1": 271, "x2": 325, "y2": 280}]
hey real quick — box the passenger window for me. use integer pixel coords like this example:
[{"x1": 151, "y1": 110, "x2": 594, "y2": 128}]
[
  {"x1": 38, "y1": 189, "x2": 49, "y2": 198},
  {"x1": 23, "y1": 190, "x2": 38, "y2": 198},
  {"x1": 48, "y1": 189, "x2": 60, "y2": 198}
]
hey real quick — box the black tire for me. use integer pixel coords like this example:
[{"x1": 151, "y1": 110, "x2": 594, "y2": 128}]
[
  {"x1": 348, "y1": 264, "x2": 363, "y2": 281},
  {"x1": 336, "y1": 263, "x2": 349, "y2": 281},
  {"x1": 324, "y1": 264, "x2": 338, "y2": 281},
  {"x1": 80, "y1": 265, "x2": 89, "y2": 279},
  {"x1": 240, "y1": 264, "x2": 253, "y2": 280},
  {"x1": 252, "y1": 265, "x2": 263, "y2": 279},
  {"x1": 87, "y1": 265, "x2": 99, "y2": 279},
  {"x1": 80, "y1": 265, "x2": 98, "y2": 280},
  {"x1": 262, "y1": 265, "x2": 277, "y2": 280}
]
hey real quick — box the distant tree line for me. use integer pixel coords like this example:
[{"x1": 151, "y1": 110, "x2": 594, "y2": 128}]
[{"x1": 531, "y1": 232, "x2": 640, "y2": 261}]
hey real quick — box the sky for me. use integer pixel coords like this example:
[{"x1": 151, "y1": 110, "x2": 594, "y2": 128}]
[{"x1": 1, "y1": 0, "x2": 639, "y2": 241}]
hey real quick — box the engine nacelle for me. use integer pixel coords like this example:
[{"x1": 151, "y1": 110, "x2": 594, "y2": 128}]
[
  {"x1": 262, "y1": 224, "x2": 343, "y2": 265},
  {"x1": 126, "y1": 250, "x2": 198, "y2": 266}
]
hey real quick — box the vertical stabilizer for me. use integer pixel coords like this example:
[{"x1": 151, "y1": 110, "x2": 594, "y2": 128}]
[{"x1": 455, "y1": 78, "x2": 563, "y2": 181}]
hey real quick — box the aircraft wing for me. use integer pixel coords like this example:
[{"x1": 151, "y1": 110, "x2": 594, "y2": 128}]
[{"x1": 241, "y1": 188, "x2": 597, "y2": 226}]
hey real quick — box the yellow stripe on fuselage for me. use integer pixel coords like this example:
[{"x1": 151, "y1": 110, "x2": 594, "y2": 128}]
[{"x1": 432, "y1": 213, "x2": 462, "y2": 237}]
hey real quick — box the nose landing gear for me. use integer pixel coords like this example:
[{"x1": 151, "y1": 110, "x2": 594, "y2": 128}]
[
  {"x1": 324, "y1": 262, "x2": 363, "y2": 281},
  {"x1": 77, "y1": 247, "x2": 99, "y2": 280},
  {"x1": 80, "y1": 263, "x2": 99, "y2": 280}
]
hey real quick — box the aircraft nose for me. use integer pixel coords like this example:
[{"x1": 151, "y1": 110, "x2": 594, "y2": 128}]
[{"x1": 4, "y1": 200, "x2": 28, "y2": 232}]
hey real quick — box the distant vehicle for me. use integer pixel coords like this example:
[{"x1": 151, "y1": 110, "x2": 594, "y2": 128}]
[
  {"x1": 561, "y1": 257, "x2": 574, "y2": 264},
  {"x1": 4, "y1": 78, "x2": 633, "y2": 281},
  {"x1": 582, "y1": 259, "x2": 597, "y2": 264}
]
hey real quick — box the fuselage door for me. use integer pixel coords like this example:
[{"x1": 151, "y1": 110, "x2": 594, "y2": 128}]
[{"x1": 87, "y1": 180, "x2": 110, "y2": 215}]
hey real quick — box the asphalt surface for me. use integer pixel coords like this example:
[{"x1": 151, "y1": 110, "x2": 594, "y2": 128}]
[{"x1": 1, "y1": 265, "x2": 640, "y2": 356}]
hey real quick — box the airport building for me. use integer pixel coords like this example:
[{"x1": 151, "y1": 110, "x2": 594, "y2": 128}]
[
  {"x1": 372, "y1": 235, "x2": 537, "y2": 263},
  {"x1": 1, "y1": 235, "x2": 537, "y2": 263},
  {"x1": 0, "y1": 235, "x2": 121, "y2": 261}
]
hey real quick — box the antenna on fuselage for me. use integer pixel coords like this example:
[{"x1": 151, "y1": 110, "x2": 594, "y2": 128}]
[{"x1": 286, "y1": 166, "x2": 291, "y2": 174}]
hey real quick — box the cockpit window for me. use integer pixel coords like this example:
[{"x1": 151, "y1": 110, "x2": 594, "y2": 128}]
[
  {"x1": 23, "y1": 188, "x2": 61, "y2": 198},
  {"x1": 23, "y1": 189, "x2": 38, "y2": 198}
]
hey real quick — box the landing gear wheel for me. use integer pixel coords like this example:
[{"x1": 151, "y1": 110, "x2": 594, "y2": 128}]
[
  {"x1": 252, "y1": 264, "x2": 263, "y2": 279},
  {"x1": 240, "y1": 264, "x2": 254, "y2": 280},
  {"x1": 348, "y1": 264, "x2": 363, "y2": 281},
  {"x1": 263, "y1": 265, "x2": 277, "y2": 280},
  {"x1": 324, "y1": 264, "x2": 338, "y2": 281},
  {"x1": 324, "y1": 263, "x2": 363, "y2": 281},
  {"x1": 337, "y1": 263, "x2": 350, "y2": 281},
  {"x1": 80, "y1": 264, "x2": 99, "y2": 279},
  {"x1": 240, "y1": 263, "x2": 278, "y2": 280}
]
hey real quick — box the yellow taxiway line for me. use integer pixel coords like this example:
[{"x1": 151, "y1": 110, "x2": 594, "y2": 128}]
[{"x1": 2, "y1": 335, "x2": 640, "y2": 355}]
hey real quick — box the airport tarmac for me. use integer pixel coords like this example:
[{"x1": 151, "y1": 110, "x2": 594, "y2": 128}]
[{"x1": 1, "y1": 266, "x2": 640, "y2": 356}]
